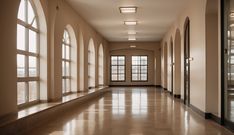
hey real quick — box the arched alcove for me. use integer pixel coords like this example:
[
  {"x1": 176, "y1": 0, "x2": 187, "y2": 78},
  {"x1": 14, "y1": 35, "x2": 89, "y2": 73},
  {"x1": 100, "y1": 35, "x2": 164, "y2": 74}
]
[
  {"x1": 88, "y1": 39, "x2": 96, "y2": 88},
  {"x1": 98, "y1": 44, "x2": 104, "y2": 86},
  {"x1": 164, "y1": 42, "x2": 168, "y2": 89},
  {"x1": 205, "y1": 0, "x2": 219, "y2": 116},
  {"x1": 174, "y1": 29, "x2": 181, "y2": 97},
  {"x1": 169, "y1": 37, "x2": 174, "y2": 94}
]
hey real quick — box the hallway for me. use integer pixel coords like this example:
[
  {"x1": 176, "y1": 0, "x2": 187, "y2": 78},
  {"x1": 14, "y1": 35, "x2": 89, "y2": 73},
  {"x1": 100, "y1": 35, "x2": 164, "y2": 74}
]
[{"x1": 30, "y1": 87, "x2": 233, "y2": 135}]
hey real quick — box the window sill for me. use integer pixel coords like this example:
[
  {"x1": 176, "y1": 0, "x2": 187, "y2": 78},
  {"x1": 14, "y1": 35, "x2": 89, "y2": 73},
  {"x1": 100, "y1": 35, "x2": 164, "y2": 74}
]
[{"x1": 0, "y1": 86, "x2": 108, "y2": 129}]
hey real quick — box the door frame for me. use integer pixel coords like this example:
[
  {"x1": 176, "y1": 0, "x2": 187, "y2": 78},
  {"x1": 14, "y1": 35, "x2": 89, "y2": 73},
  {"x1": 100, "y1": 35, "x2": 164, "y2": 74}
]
[{"x1": 184, "y1": 17, "x2": 190, "y2": 106}]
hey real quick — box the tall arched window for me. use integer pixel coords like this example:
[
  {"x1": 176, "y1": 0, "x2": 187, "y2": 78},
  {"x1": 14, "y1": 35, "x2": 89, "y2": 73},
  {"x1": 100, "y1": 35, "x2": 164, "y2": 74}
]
[
  {"x1": 17, "y1": 0, "x2": 40, "y2": 106},
  {"x1": 88, "y1": 39, "x2": 95, "y2": 88},
  {"x1": 98, "y1": 44, "x2": 104, "y2": 86},
  {"x1": 62, "y1": 29, "x2": 71, "y2": 94}
]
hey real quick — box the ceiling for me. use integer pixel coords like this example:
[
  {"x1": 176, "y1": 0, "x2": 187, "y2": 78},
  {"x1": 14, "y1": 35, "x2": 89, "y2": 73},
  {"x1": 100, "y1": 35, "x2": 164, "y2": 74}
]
[{"x1": 65, "y1": 0, "x2": 188, "y2": 42}]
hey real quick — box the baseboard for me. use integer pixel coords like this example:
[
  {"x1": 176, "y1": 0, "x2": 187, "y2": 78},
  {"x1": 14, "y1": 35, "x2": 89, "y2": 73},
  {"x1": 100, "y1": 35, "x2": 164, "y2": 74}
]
[
  {"x1": 155, "y1": 85, "x2": 162, "y2": 88},
  {"x1": 190, "y1": 104, "x2": 206, "y2": 118},
  {"x1": 174, "y1": 94, "x2": 181, "y2": 99},
  {"x1": 205, "y1": 113, "x2": 221, "y2": 124}
]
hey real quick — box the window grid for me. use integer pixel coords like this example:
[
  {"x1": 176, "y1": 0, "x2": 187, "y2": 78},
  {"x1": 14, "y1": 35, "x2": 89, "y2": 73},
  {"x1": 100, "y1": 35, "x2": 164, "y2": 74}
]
[
  {"x1": 131, "y1": 56, "x2": 148, "y2": 82},
  {"x1": 62, "y1": 30, "x2": 71, "y2": 94},
  {"x1": 111, "y1": 56, "x2": 126, "y2": 82},
  {"x1": 17, "y1": 0, "x2": 40, "y2": 106}
]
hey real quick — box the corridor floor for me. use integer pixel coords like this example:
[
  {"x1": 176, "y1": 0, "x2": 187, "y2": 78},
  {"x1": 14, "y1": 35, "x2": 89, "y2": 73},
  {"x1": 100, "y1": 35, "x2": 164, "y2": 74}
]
[{"x1": 30, "y1": 87, "x2": 234, "y2": 135}]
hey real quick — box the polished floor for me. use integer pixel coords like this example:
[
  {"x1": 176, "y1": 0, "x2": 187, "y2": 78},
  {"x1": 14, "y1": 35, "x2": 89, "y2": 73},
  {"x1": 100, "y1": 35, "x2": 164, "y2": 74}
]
[{"x1": 30, "y1": 87, "x2": 234, "y2": 135}]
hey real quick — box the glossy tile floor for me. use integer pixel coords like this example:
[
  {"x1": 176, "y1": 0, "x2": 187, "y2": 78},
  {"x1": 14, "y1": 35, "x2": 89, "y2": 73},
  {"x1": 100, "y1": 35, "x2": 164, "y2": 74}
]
[{"x1": 30, "y1": 87, "x2": 234, "y2": 135}]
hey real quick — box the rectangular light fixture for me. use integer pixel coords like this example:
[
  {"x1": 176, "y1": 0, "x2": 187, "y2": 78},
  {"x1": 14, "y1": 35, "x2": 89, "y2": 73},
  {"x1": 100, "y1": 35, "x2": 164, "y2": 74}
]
[
  {"x1": 130, "y1": 45, "x2": 136, "y2": 48},
  {"x1": 128, "y1": 31, "x2": 137, "y2": 35},
  {"x1": 119, "y1": 7, "x2": 137, "y2": 14},
  {"x1": 230, "y1": 12, "x2": 234, "y2": 17},
  {"x1": 124, "y1": 21, "x2": 137, "y2": 26},
  {"x1": 128, "y1": 37, "x2": 136, "y2": 41}
]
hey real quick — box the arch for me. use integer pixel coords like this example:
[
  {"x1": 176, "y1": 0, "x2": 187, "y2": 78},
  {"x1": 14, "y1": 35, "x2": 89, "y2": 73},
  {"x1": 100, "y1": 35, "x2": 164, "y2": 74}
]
[
  {"x1": 163, "y1": 42, "x2": 168, "y2": 89},
  {"x1": 98, "y1": 44, "x2": 104, "y2": 86},
  {"x1": 174, "y1": 29, "x2": 181, "y2": 97},
  {"x1": 88, "y1": 38, "x2": 96, "y2": 88},
  {"x1": 62, "y1": 25, "x2": 77, "y2": 94},
  {"x1": 205, "y1": 0, "x2": 219, "y2": 116},
  {"x1": 16, "y1": 0, "x2": 47, "y2": 106},
  {"x1": 169, "y1": 37, "x2": 174, "y2": 94},
  {"x1": 183, "y1": 17, "x2": 190, "y2": 105},
  {"x1": 79, "y1": 31, "x2": 85, "y2": 91}
]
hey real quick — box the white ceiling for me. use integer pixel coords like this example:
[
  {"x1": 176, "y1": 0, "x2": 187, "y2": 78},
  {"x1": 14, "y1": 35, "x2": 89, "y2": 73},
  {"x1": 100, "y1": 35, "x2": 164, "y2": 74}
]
[{"x1": 66, "y1": 0, "x2": 188, "y2": 42}]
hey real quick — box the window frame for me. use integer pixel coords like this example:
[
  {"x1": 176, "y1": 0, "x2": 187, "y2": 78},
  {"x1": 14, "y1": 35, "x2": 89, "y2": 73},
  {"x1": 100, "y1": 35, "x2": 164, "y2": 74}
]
[
  {"x1": 110, "y1": 55, "x2": 126, "y2": 82},
  {"x1": 62, "y1": 29, "x2": 72, "y2": 95},
  {"x1": 17, "y1": 0, "x2": 40, "y2": 108},
  {"x1": 131, "y1": 55, "x2": 148, "y2": 82}
]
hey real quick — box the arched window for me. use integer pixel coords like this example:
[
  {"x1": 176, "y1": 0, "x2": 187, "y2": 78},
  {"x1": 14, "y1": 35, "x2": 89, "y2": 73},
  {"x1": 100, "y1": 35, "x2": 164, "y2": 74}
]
[
  {"x1": 98, "y1": 44, "x2": 104, "y2": 86},
  {"x1": 88, "y1": 39, "x2": 95, "y2": 88},
  {"x1": 62, "y1": 29, "x2": 71, "y2": 94},
  {"x1": 17, "y1": 0, "x2": 40, "y2": 106}
]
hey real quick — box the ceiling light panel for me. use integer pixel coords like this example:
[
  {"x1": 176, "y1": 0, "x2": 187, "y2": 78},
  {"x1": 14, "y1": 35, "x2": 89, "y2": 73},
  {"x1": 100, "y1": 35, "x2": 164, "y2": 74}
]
[
  {"x1": 124, "y1": 21, "x2": 137, "y2": 26},
  {"x1": 120, "y1": 7, "x2": 137, "y2": 14},
  {"x1": 128, "y1": 31, "x2": 137, "y2": 35}
]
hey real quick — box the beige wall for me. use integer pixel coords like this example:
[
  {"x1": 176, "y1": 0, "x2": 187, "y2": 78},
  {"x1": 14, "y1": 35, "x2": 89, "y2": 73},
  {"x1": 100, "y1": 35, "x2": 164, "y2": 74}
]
[
  {"x1": 161, "y1": 0, "x2": 221, "y2": 116},
  {"x1": 0, "y1": 0, "x2": 109, "y2": 117},
  {"x1": 109, "y1": 42, "x2": 161, "y2": 86}
]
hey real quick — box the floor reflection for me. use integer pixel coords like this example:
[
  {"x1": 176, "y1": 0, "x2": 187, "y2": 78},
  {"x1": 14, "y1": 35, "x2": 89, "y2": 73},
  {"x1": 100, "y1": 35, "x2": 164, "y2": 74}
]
[{"x1": 30, "y1": 87, "x2": 233, "y2": 135}]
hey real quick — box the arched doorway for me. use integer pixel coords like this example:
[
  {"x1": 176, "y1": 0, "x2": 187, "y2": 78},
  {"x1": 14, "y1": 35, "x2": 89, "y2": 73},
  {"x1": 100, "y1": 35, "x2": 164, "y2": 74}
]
[
  {"x1": 184, "y1": 17, "x2": 190, "y2": 105},
  {"x1": 174, "y1": 29, "x2": 181, "y2": 98}
]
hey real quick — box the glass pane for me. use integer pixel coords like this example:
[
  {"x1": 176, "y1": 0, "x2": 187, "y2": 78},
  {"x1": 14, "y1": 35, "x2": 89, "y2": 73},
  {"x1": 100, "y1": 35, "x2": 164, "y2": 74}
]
[
  {"x1": 27, "y1": 0, "x2": 35, "y2": 24},
  {"x1": 29, "y1": 81, "x2": 37, "y2": 102},
  {"x1": 111, "y1": 57, "x2": 118, "y2": 65},
  {"x1": 29, "y1": 56, "x2": 37, "y2": 77},
  {"x1": 17, "y1": 82, "x2": 26, "y2": 105},
  {"x1": 118, "y1": 60, "x2": 125, "y2": 65},
  {"x1": 141, "y1": 58, "x2": 148, "y2": 65},
  {"x1": 119, "y1": 75, "x2": 125, "y2": 81},
  {"x1": 29, "y1": 30, "x2": 37, "y2": 53},
  {"x1": 17, "y1": 54, "x2": 25, "y2": 77},
  {"x1": 62, "y1": 44, "x2": 65, "y2": 59},
  {"x1": 32, "y1": 19, "x2": 38, "y2": 28},
  {"x1": 17, "y1": 0, "x2": 26, "y2": 21},
  {"x1": 66, "y1": 79, "x2": 70, "y2": 92},
  {"x1": 65, "y1": 62, "x2": 70, "y2": 76},
  {"x1": 118, "y1": 66, "x2": 125, "y2": 74},
  {"x1": 132, "y1": 74, "x2": 139, "y2": 81},
  {"x1": 141, "y1": 66, "x2": 148, "y2": 73},
  {"x1": 17, "y1": 24, "x2": 26, "y2": 51},
  {"x1": 62, "y1": 61, "x2": 65, "y2": 76},
  {"x1": 132, "y1": 66, "x2": 139, "y2": 74},
  {"x1": 112, "y1": 75, "x2": 118, "y2": 81},
  {"x1": 111, "y1": 66, "x2": 118, "y2": 74},
  {"x1": 66, "y1": 45, "x2": 70, "y2": 60},
  {"x1": 118, "y1": 56, "x2": 125, "y2": 61},
  {"x1": 141, "y1": 74, "x2": 147, "y2": 81},
  {"x1": 62, "y1": 79, "x2": 66, "y2": 93}
]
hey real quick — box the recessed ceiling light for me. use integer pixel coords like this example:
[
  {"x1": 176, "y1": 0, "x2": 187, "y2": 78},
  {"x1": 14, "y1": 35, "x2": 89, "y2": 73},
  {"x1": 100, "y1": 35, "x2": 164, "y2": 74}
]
[
  {"x1": 128, "y1": 31, "x2": 137, "y2": 35},
  {"x1": 128, "y1": 37, "x2": 136, "y2": 41},
  {"x1": 130, "y1": 45, "x2": 136, "y2": 48},
  {"x1": 230, "y1": 12, "x2": 234, "y2": 17},
  {"x1": 124, "y1": 21, "x2": 137, "y2": 26},
  {"x1": 119, "y1": 7, "x2": 137, "y2": 14}
]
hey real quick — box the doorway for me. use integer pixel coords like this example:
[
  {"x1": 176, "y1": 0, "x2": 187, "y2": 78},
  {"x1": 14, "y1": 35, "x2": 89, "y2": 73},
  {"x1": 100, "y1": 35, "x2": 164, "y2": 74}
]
[
  {"x1": 221, "y1": 0, "x2": 234, "y2": 130},
  {"x1": 170, "y1": 39, "x2": 174, "y2": 95},
  {"x1": 184, "y1": 18, "x2": 190, "y2": 106}
]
